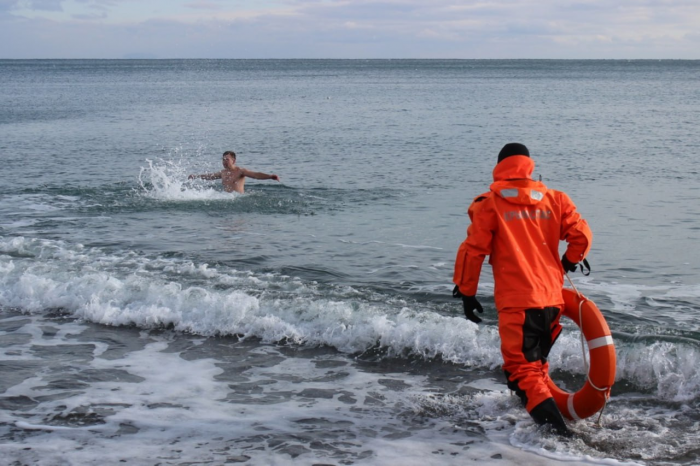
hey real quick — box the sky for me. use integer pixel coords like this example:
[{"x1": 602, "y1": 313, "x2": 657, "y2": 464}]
[{"x1": 1, "y1": 0, "x2": 699, "y2": 59}]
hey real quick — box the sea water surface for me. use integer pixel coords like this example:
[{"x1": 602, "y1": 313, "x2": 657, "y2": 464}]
[{"x1": 1, "y1": 59, "x2": 699, "y2": 465}]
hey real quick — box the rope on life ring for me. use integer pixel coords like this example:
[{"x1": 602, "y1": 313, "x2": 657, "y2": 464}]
[{"x1": 546, "y1": 280, "x2": 616, "y2": 422}]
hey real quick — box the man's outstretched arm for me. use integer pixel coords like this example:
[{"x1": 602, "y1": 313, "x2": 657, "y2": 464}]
[{"x1": 241, "y1": 168, "x2": 280, "y2": 181}]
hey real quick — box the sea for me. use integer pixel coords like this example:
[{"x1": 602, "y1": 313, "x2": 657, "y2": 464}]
[{"x1": 0, "y1": 59, "x2": 699, "y2": 466}]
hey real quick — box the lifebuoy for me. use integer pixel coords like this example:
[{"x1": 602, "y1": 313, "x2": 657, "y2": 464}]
[{"x1": 547, "y1": 288, "x2": 616, "y2": 420}]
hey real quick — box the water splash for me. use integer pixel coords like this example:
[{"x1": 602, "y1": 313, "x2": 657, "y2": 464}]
[{"x1": 138, "y1": 158, "x2": 238, "y2": 202}]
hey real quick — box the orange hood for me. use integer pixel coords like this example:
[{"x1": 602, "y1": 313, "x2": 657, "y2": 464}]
[{"x1": 489, "y1": 155, "x2": 548, "y2": 207}]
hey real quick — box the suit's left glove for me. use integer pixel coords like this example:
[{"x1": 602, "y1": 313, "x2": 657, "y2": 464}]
[{"x1": 453, "y1": 285, "x2": 484, "y2": 324}]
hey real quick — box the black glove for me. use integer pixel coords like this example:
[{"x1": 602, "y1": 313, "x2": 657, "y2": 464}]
[
  {"x1": 453, "y1": 285, "x2": 484, "y2": 324},
  {"x1": 561, "y1": 254, "x2": 578, "y2": 273}
]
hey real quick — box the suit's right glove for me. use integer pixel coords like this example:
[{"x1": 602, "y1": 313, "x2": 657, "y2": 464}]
[
  {"x1": 561, "y1": 254, "x2": 578, "y2": 273},
  {"x1": 453, "y1": 285, "x2": 484, "y2": 324}
]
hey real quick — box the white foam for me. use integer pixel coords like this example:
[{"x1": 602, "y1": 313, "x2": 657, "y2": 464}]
[
  {"x1": 466, "y1": 378, "x2": 504, "y2": 392},
  {"x1": 0, "y1": 193, "x2": 81, "y2": 213},
  {"x1": 407, "y1": 390, "x2": 639, "y2": 466},
  {"x1": 138, "y1": 158, "x2": 240, "y2": 202},
  {"x1": 2, "y1": 236, "x2": 698, "y2": 465},
  {"x1": 576, "y1": 279, "x2": 700, "y2": 315},
  {"x1": 0, "y1": 218, "x2": 40, "y2": 229},
  {"x1": 0, "y1": 329, "x2": 610, "y2": 466},
  {"x1": 1, "y1": 235, "x2": 700, "y2": 402},
  {"x1": 615, "y1": 341, "x2": 700, "y2": 401},
  {"x1": 0, "y1": 308, "x2": 628, "y2": 466},
  {"x1": 0, "y1": 236, "x2": 503, "y2": 364}
]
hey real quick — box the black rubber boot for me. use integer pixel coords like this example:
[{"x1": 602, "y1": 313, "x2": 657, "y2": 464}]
[{"x1": 529, "y1": 398, "x2": 572, "y2": 437}]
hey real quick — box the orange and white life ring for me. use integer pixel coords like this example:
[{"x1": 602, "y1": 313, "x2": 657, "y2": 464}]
[{"x1": 547, "y1": 288, "x2": 616, "y2": 421}]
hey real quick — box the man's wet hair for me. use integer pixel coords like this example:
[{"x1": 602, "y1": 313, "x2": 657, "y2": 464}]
[{"x1": 222, "y1": 151, "x2": 236, "y2": 159}]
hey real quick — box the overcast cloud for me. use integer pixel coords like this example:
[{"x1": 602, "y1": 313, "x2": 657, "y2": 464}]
[{"x1": 1, "y1": 0, "x2": 699, "y2": 58}]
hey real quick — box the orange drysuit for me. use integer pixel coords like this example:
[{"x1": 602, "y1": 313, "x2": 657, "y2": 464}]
[{"x1": 453, "y1": 155, "x2": 592, "y2": 412}]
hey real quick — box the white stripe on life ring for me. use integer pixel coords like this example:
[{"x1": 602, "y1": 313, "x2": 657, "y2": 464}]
[
  {"x1": 587, "y1": 335, "x2": 614, "y2": 350},
  {"x1": 567, "y1": 394, "x2": 581, "y2": 421}
]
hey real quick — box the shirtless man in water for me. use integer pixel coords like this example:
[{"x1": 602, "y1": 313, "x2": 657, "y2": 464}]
[{"x1": 188, "y1": 151, "x2": 280, "y2": 193}]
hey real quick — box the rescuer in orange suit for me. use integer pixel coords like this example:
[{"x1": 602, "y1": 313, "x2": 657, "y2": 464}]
[{"x1": 452, "y1": 143, "x2": 592, "y2": 436}]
